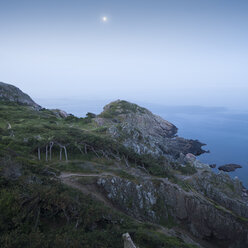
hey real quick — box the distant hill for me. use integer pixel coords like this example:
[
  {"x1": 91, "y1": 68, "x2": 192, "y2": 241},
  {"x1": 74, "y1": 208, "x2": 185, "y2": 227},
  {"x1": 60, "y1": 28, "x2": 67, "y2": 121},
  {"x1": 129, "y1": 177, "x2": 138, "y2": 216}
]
[{"x1": 0, "y1": 82, "x2": 41, "y2": 110}]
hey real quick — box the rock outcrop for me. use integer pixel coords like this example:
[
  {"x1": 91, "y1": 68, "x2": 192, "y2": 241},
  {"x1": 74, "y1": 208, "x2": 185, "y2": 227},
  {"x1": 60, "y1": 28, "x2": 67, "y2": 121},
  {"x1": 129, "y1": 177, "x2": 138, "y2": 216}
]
[
  {"x1": 218, "y1": 164, "x2": 242, "y2": 172},
  {"x1": 97, "y1": 173, "x2": 248, "y2": 248},
  {"x1": 0, "y1": 82, "x2": 41, "y2": 110},
  {"x1": 122, "y1": 233, "x2": 137, "y2": 248},
  {"x1": 182, "y1": 153, "x2": 210, "y2": 169},
  {"x1": 189, "y1": 170, "x2": 248, "y2": 219},
  {"x1": 51, "y1": 109, "x2": 69, "y2": 118},
  {"x1": 94, "y1": 100, "x2": 206, "y2": 158},
  {"x1": 209, "y1": 164, "x2": 216, "y2": 168}
]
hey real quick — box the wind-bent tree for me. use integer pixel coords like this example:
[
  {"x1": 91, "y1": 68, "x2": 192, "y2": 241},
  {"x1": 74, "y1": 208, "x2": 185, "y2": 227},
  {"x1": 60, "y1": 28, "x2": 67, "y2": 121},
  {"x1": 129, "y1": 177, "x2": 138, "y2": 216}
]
[
  {"x1": 45, "y1": 145, "x2": 48, "y2": 161},
  {"x1": 37, "y1": 147, "x2": 41, "y2": 160},
  {"x1": 49, "y1": 141, "x2": 54, "y2": 161},
  {"x1": 58, "y1": 142, "x2": 68, "y2": 161}
]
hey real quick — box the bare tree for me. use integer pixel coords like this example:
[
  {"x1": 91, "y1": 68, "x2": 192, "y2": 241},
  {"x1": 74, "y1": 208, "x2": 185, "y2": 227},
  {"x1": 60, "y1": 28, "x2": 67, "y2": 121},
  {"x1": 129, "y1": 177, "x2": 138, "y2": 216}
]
[
  {"x1": 123, "y1": 155, "x2": 129, "y2": 167},
  {"x1": 90, "y1": 146, "x2": 100, "y2": 158},
  {"x1": 49, "y1": 142, "x2": 54, "y2": 161},
  {"x1": 37, "y1": 147, "x2": 41, "y2": 160},
  {"x1": 75, "y1": 143, "x2": 84, "y2": 154},
  {"x1": 84, "y1": 143, "x2": 88, "y2": 154},
  {"x1": 59, "y1": 147, "x2": 63, "y2": 161},
  {"x1": 64, "y1": 146, "x2": 68, "y2": 161},
  {"x1": 57, "y1": 142, "x2": 68, "y2": 161},
  {"x1": 45, "y1": 145, "x2": 48, "y2": 161}
]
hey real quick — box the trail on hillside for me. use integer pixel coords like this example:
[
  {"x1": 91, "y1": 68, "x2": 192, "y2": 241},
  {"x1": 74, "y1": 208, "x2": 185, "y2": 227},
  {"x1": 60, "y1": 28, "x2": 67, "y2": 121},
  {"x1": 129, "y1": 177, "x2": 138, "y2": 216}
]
[
  {"x1": 59, "y1": 172, "x2": 116, "y2": 209},
  {"x1": 58, "y1": 171, "x2": 206, "y2": 248}
]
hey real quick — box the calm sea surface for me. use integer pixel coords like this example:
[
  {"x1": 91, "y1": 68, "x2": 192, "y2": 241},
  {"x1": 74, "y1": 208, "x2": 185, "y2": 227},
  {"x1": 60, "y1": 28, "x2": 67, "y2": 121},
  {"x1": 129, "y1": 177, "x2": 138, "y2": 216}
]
[
  {"x1": 155, "y1": 105, "x2": 248, "y2": 187},
  {"x1": 37, "y1": 98, "x2": 248, "y2": 187}
]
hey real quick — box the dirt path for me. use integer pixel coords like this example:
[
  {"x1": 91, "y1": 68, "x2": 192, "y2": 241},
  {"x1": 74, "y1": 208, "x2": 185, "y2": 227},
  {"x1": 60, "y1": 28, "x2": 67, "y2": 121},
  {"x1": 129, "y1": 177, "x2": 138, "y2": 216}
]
[
  {"x1": 59, "y1": 171, "x2": 115, "y2": 179},
  {"x1": 60, "y1": 172, "x2": 116, "y2": 208}
]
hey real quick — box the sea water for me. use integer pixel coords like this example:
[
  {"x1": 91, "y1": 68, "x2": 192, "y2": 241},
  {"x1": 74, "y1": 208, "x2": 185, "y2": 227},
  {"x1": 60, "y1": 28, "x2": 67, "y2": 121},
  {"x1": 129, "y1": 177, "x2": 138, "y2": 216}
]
[{"x1": 155, "y1": 106, "x2": 248, "y2": 188}]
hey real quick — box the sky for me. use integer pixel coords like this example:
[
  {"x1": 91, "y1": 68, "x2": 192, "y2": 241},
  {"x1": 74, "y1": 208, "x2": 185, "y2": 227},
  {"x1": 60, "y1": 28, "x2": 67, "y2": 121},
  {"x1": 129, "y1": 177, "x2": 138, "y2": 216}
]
[{"x1": 0, "y1": 0, "x2": 248, "y2": 108}]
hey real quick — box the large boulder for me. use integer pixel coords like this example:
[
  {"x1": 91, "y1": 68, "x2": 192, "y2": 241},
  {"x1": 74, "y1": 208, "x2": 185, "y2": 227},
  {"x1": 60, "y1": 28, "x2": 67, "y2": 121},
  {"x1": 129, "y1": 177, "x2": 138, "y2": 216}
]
[
  {"x1": 218, "y1": 164, "x2": 242, "y2": 172},
  {"x1": 122, "y1": 233, "x2": 136, "y2": 248},
  {"x1": 51, "y1": 109, "x2": 69, "y2": 118}
]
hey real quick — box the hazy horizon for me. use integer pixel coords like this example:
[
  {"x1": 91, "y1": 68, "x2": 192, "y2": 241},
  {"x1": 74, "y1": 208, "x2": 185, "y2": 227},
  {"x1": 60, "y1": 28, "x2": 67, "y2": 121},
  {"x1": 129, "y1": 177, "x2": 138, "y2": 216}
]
[{"x1": 1, "y1": 0, "x2": 248, "y2": 108}]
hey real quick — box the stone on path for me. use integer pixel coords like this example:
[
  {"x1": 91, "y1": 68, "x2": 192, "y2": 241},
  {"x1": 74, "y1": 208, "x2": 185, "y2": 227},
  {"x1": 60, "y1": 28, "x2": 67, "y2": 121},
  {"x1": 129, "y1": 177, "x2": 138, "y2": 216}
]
[{"x1": 122, "y1": 233, "x2": 137, "y2": 248}]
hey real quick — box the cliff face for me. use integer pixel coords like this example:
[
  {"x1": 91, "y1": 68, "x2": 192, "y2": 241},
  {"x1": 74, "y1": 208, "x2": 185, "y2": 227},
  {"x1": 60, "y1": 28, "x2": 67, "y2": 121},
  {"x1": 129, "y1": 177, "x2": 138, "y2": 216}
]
[
  {"x1": 94, "y1": 100, "x2": 206, "y2": 158},
  {"x1": 0, "y1": 82, "x2": 41, "y2": 110},
  {"x1": 97, "y1": 171, "x2": 248, "y2": 248},
  {"x1": 190, "y1": 171, "x2": 248, "y2": 219}
]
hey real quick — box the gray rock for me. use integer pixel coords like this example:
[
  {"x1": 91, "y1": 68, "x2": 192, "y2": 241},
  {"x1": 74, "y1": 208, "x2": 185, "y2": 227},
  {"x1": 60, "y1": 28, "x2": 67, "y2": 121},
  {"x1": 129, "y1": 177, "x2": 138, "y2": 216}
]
[
  {"x1": 95, "y1": 100, "x2": 206, "y2": 158},
  {"x1": 0, "y1": 82, "x2": 41, "y2": 110},
  {"x1": 122, "y1": 233, "x2": 136, "y2": 248},
  {"x1": 51, "y1": 109, "x2": 69, "y2": 118},
  {"x1": 98, "y1": 174, "x2": 248, "y2": 248},
  {"x1": 218, "y1": 164, "x2": 242, "y2": 172},
  {"x1": 184, "y1": 153, "x2": 210, "y2": 169},
  {"x1": 190, "y1": 170, "x2": 248, "y2": 219}
]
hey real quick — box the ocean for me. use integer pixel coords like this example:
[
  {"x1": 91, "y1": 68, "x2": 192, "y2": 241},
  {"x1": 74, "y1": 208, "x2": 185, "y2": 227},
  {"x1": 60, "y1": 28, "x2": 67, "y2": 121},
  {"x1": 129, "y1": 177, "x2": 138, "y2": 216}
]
[{"x1": 154, "y1": 105, "x2": 248, "y2": 187}]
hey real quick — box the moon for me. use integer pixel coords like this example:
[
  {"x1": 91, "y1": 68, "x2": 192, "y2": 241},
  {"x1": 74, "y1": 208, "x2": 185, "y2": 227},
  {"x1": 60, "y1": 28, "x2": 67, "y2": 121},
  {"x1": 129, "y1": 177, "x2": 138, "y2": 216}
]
[{"x1": 102, "y1": 16, "x2": 108, "y2": 22}]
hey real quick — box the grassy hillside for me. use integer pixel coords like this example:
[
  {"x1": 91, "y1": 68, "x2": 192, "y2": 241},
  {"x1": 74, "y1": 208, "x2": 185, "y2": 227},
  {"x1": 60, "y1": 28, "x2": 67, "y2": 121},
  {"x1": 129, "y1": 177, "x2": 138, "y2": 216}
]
[
  {"x1": 0, "y1": 101, "x2": 172, "y2": 175},
  {"x1": 0, "y1": 102, "x2": 196, "y2": 248}
]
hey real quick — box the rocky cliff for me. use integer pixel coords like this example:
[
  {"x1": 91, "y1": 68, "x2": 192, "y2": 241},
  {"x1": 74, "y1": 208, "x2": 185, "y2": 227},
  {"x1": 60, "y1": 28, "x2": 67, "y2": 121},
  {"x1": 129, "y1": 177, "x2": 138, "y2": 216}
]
[
  {"x1": 90, "y1": 100, "x2": 248, "y2": 247},
  {"x1": 94, "y1": 100, "x2": 206, "y2": 159},
  {"x1": 97, "y1": 170, "x2": 248, "y2": 248},
  {"x1": 0, "y1": 82, "x2": 41, "y2": 110}
]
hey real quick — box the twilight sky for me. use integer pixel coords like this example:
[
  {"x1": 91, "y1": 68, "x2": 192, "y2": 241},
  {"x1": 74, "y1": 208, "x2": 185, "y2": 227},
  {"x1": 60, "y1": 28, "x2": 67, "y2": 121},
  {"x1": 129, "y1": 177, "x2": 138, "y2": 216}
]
[{"x1": 0, "y1": 0, "x2": 248, "y2": 108}]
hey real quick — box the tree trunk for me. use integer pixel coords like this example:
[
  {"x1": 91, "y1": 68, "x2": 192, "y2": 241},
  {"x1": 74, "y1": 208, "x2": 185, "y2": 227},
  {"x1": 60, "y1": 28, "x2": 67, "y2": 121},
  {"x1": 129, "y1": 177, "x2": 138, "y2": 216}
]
[
  {"x1": 49, "y1": 142, "x2": 54, "y2": 161},
  {"x1": 60, "y1": 147, "x2": 62, "y2": 160},
  {"x1": 38, "y1": 147, "x2": 41, "y2": 160},
  {"x1": 34, "y1": 207, "x2": 40, "y2": 231},
  {"x1": 77, "y1": 145, "x2": 84, "y2": 154},
  {"x1": 91, "y1": 147, "x2": 100, "y2": 158},
  {"x1": 45, "y1": 145, "x2": 48, "y2": 161},
  {"x1": 123, "y1": 155, "x2": 129, "y2": 167},
  {"x1": 64, "y1": 146, "x2": 68, "y2": 161}
]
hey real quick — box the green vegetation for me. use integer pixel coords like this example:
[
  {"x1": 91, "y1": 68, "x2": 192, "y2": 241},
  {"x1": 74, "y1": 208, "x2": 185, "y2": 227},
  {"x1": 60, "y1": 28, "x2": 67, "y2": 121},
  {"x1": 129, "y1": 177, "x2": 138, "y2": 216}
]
[
  {"x1": 226, "y1": 183, "x2": 235, "y2": 192},
  {"x1": 0, "y1": 101, "x2": 196, "y2": 247},
  {"x1": 0, "y1": 102, "x2": 169, "y2": 177},
  {"x1": 77, "y1": 176, "x2": 98, "y2": 185},
  {"x1": 237, "y1": 216, "x2": 248, "y2": 223},
  {"x1": 0, "y1": 152, "x2": 193, "y2": 248},
  {"x1": 174, "y1": 180, "x2": 192, "y2": 192},
  {"x1": 132, "y1": 228, "x2": 197, "y2": 248},
  {"x1": 115, "y1": 170, "x2": 137, "y2": 182},
  {"x1": 99, "y1": 100, "x2": 147, "y2": 118},
  {"x1": 176, "y1": 163, "x2": 197, "y2": 175},
  {"x1": 206, "y1": 197, "x2": 248, "y2": 224},
  {"x1": 192, "y1": 170, "x2": 240, "y2": 200}
]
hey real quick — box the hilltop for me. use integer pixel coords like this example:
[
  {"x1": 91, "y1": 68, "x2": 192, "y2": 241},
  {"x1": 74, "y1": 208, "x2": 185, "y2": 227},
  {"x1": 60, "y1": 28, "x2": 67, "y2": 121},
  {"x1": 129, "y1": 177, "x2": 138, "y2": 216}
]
[
  {"x1": 0, "y1": 82, "x2": 248, "y2": 248},
  {"x1": 95, "y1": 100, "x2": 206, "y2": 158},
  {"x1": 0, "y1": 82, "x2": 41, "y2": 110}
]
